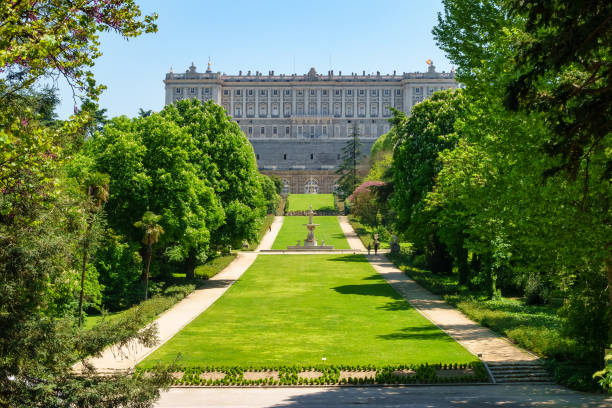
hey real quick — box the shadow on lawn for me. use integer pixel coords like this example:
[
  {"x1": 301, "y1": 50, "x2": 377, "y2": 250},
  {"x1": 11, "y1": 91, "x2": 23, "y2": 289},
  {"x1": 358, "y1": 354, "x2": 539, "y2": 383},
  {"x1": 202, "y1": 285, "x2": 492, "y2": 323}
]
[
  {"x1": 378, "y1": 299, "x2": 414, "y2": 312},
  {"x1": 377, "y1": 326, "x2": 452, "y2": 341},
  {"x1": 332, "y1": 283, "x2": 400, "y2": 298},
  {"x1": 327, "y1": 254, "x2": 367, "y2": 263}
]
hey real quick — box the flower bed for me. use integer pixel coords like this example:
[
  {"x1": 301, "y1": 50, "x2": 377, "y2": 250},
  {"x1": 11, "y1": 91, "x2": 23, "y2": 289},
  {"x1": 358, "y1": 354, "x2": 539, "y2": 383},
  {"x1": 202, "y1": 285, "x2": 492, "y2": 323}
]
[{"x1": 134, "y1": 362, "x2": 489, "y2": 386}]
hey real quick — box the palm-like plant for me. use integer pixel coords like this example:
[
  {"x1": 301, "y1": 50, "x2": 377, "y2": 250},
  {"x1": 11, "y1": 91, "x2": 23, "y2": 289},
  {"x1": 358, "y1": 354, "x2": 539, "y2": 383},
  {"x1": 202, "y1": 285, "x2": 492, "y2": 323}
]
[{"x1": 134, "y1": 211, "x2": 164, "y2": 300}]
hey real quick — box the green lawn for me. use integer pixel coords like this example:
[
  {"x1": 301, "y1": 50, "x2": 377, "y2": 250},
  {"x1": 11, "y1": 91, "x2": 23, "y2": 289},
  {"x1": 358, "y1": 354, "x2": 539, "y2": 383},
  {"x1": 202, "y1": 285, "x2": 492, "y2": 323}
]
[
  {"x1": 287, "y1": 194, "x2": 334, "y2": 212},
  {"x1": 139, "y1": 255, "x2": 476, "y2": 368},
  {"x1": 272, "y1": 216, "x2": 350, "y2": 249}
]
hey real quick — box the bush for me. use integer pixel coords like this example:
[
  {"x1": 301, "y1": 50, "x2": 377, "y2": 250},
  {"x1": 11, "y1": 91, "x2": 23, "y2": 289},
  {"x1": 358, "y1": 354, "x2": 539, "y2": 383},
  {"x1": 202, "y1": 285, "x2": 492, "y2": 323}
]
[{"x1": 194, "y1": 254, "x2": 237, "y2": 279}]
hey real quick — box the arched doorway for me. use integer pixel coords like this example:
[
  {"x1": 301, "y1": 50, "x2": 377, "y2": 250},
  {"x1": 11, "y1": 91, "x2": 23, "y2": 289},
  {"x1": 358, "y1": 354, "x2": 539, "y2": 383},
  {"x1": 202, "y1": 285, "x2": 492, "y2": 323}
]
[{"x1": 304, "y1": 178, "x2": 319, "y2": 194}]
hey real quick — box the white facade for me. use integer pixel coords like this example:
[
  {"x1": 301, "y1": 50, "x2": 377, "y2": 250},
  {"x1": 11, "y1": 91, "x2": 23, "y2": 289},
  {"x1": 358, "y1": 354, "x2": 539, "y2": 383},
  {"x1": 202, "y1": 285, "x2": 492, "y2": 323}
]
[{"x1": 163, "y1": 63, "x2": 458, "y2": 141}]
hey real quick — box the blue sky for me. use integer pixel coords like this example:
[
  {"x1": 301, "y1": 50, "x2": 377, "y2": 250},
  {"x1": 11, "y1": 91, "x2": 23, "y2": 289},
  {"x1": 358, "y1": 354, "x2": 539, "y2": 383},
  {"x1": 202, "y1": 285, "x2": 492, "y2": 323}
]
[{"x1": 55, "y1": 0, "x2": 451, "y2": 119}]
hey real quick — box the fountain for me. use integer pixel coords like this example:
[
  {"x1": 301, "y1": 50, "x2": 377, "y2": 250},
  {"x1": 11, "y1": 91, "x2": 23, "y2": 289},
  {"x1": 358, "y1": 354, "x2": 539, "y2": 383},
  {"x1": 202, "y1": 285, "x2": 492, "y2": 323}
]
[{"x1": 287, "y1": 205, "x2": 334, "y2": 250}]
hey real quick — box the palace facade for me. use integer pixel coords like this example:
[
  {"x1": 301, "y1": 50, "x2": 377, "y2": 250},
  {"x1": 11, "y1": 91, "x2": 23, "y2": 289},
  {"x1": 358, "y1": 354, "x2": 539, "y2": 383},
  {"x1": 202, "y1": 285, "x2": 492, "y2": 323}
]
[{"x1": 163, "y1": 63, "x2": 458, "y2": 194}]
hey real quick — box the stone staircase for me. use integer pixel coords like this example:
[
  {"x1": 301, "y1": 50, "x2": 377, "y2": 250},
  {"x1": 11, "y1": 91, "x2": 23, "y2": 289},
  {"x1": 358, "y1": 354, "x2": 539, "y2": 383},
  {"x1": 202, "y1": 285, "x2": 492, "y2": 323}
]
[{"x1": 487, "y1": 361, "x2": 553, "y2": 383}]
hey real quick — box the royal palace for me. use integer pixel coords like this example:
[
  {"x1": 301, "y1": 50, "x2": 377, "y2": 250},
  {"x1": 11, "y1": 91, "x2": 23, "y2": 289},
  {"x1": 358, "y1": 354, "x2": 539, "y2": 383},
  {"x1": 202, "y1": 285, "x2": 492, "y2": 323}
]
[{"x1": 164, "y1": 62, "x2": 458, "y2": 194}]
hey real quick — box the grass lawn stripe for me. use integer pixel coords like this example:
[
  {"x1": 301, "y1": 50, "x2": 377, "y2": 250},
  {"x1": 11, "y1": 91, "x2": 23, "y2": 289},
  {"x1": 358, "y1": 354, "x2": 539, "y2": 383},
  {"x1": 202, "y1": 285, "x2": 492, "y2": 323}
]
[
  {"x1": 139, "y1": 255, "x2": 476, "y2": 368},
  {"x1": 286, "y1": 194, "x2": 334, "y2": 212},
  {"x1": 272, "y1": 216, "x2": 350, "y2": 249}
]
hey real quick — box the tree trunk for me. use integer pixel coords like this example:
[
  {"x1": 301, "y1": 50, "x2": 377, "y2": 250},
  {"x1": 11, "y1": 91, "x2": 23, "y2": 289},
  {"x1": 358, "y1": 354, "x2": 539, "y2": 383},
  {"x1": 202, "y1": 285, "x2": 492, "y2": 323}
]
[
  {"x1": 606, "y1": 255, "x2": 612, "y2": 345},
  {"x1": 78, "y1": 250, "x2": 88, "y2": 328},
  {"x1": 185, "y1": 251, "x2": 196, "y2": 280},
  {"x1": 78, "y1": 221, "x2": 93, "y2": 328},
  {"x1": 144, "y1": 243, "x2": 152, "y2": 300}
]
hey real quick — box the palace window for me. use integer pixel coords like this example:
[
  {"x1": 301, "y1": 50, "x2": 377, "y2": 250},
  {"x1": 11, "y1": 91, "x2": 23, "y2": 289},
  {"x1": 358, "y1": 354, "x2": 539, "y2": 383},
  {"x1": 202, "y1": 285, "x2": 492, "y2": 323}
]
[
  {"x1": 273, "y1": 89, "x2": 278, "y2": 96},
  {"x1": 190, "y1": 88, "x2": 196, "y2": 94},
  {"x1": 234, "y1": 106, "x2": 242, "y2": 117},
  {"x1": 260, "y1": 126, "x2": 265, "y2": 135},
  {"x1": 371, "y1": 104, "x2": 378, "y2": 116},
  {"x1": 346, "y1": 105, "x2": 353, "y2": 116},
  {"x1": 321, "y1": 103, "x2": 328, "y2": 115},
  {"x1": 335, "y1": 89, "x2": 341, "y2": 96},
  {"x1": 204, "y1": 87, "x2": 211, "y2": 94},
  {"x1": 284, "y1": 89, "x2": 291, "y2": 96},
  {"x1": 259, "y1": 104, "x2": 267, "y2": 115},
  {"x1": 310, "y1": 153, "x2": 314, "y2": 160},
  {"x1": 359, "y1": 89, "x2": 365, "y2": 96},
  {"x1": 175, "y1": 88, "x2": 182, "y2": 94},
  {"x1": 248, "y1": 89, "x2": 253, "y2": 96},
  {"x1": 414, "y1": 87, "x2": 421, "y2": 94},
  {"x1": 383, "y1": 102, "x2": 390, "y2": 116},
  {"x1": 428, "y1": 87, "x2": 435, "y2": 95},
  {"x1": 310, "y1": 89, "x2": 316, "y2": 96},
  {"x1": 272, "y1": 103, "x2": 279, "y2": 116},
  {"x1": 223, "y1": 89, "x2": 229, "y2": 95},
  {"x1": 256, "y1": 154, "x2": 259, "y2": 159},
  {"x1": 334, "y1": 103, "x2": 341, "y2": 116},
  {"x1": 297, "y1": 103, "x2": 304, "y2": 115},
  {"x1": 285, "y1": 126, "x2": 290, "y2": 135},
  {"x1": 235, "y1": 89, "x2": 242, "y2": 96},
  {"x1": 310, "y1": 126, "x2": 315, "y2": 137},
  {"x1": 248, "y1": 126, "x2": 252, "y2": 135},
  {"x1": 322, "y1": 125, "x2": 327, "y2": 135},
  {"x1": 346, "y1": 89, "x2": 352, "y2": 95},
  {"x1": 384, "y1": 89, "x2": 390, "y2": 96},
  {"x1": 297, "y1": 126, "x2": 303, "y2": 136},
  {"x1": 283, "y1": 153, "x2": 287, "y2": 160},
  {"x1": 260, "y1": 89, "x2": 267, "y2": 96},
  {"x1": 308, "y1": 103, "x2": 316, "y2": 115},
  {"x1": 297, "y1": 89, "x2": 304, "y2": 96},
  {"x1": 395, "y1": 89, "x2": 402, "y2": 95},
  {"x1": 358, "y1": 103, "x2": 366, "y2": 117},
  {"x1": 371, "y1": 124, "x2": 377, "y2": 135},
  {"x1": 273, "y1": 126, "x2": 277, "y2": 135},
  {"x1": 247, "y1": 103, "x2": 254, "y2": 116},
  {"x1": 284, "y1": 103, "x2": 291, "y2": 116},
  {"x1": 322, "y1": 90, "x2": 328, "y2": 96},
  {"x1": 370, "y1": 89, "x2": 377, "y2": 96}
]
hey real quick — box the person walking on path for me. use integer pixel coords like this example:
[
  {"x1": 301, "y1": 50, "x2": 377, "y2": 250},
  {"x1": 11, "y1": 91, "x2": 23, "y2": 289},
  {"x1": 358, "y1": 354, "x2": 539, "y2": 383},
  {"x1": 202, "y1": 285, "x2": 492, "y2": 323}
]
[
  {"x1": 367, "y1": 243, "x2": 371, "y2": 255},
  {"x1": 374, "y1": 234, "x2": 379, "y2": 255}
]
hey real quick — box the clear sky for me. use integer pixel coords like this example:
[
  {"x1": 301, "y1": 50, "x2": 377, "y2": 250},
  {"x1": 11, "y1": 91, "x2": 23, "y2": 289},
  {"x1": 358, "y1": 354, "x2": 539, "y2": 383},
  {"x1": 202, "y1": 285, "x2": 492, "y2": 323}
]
[{"x1": 55, "y1": 0, "x2": 451, "y2": 119}]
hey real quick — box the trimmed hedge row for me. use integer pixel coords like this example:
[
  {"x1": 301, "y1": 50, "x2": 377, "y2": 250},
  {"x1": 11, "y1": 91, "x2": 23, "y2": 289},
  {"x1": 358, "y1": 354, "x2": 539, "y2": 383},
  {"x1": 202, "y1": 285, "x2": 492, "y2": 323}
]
[{"x1": 134, "y1": 362, "x2": 489, "y2": 386}]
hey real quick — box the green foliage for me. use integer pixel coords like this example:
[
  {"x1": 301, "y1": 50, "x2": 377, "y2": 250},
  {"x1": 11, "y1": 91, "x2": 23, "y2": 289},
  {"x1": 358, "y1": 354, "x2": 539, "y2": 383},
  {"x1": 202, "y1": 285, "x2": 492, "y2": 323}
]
[
  {"x1": 259, "y1": 174, "x2": 281, "y2": 214},
  {"x1": 244, "y1": 214, "x2": 276, "y2": 251},
  {"x1": 136, "y1": 362, "x2": 488, "y2": 386},
  {"x1": 336, "y1": 124, "x2": 365, "y2": 197},
  {"x1": 194, "y1": 254, "x2": 237, "y2": 279}
]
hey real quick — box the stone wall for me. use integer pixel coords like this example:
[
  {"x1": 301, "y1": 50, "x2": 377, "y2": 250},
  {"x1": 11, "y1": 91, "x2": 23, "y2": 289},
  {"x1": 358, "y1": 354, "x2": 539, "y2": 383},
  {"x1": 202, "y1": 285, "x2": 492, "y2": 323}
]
[{"x1": 260, "y1": 169, "x2": 342, "y2": 194}]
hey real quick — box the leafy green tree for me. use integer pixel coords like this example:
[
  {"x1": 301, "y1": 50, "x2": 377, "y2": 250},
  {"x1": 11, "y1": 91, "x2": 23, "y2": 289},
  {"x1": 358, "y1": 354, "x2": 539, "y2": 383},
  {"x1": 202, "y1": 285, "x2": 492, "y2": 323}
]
[
  {"x1": 391, "y1": 89, "x2": 467, "y2": 276},
  {"x1": 260, "y1": 174, "x2": 281, "y2": 214},
  {"x1": 336, "y1": 123, "x2": 364, "y2": 197},
  {"x1": 89, "y1": 114, "x2": 224, "y2": 279},
  {"x1": 432, "y1": 0, "x2": 611, "y2": 384},
  {"x1": 134, "y1": 211, "x2": 164, "y2": 300},
  {"x1": 161, "y1": 99, "x2": 267, "y2": 251}
]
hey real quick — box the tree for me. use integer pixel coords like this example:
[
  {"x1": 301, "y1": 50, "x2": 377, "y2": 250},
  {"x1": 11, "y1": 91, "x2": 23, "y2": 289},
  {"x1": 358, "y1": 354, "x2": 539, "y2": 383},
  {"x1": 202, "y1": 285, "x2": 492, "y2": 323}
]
[
  {"x1": 138, "y1": 108, "x2": 153, "y2": 118},
  {"x1": 0, "y1": 1, "x2": 172, "y2": 406},
  {"x1": 336, "y1": 124, "x2": 364, "y2": 197},
  {"x1": 432, "y1": 0, "x2": 611, "y2": 384},
  {"x1": 134, "y1": 211, "x2": 164, "y2": 300},
  {"x1": 162, "y1": 99, "x2": 267, "y2": 251},
  {"x1": 89, "y1": 114, "x2": 224, "y2": 279},
  {"x1": 391, "y1": 90, "x2": 467, "y2": 277}
]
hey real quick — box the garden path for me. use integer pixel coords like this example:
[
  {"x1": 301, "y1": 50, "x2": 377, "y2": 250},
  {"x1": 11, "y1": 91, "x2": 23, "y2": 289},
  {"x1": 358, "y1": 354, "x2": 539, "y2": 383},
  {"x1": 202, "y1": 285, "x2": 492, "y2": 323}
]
[
  {"x1": 337, "y1": 216, "x2": 367, "y2": 251},
  {"x1": 255, "y1": 216, "x2": 283, "y2": 251},
  {"x1": 337, "y1": 218, "x2": 538, "y2": 364},
  {"x1": 78, "y1": 254, "x2": 270, "y2": 372}
]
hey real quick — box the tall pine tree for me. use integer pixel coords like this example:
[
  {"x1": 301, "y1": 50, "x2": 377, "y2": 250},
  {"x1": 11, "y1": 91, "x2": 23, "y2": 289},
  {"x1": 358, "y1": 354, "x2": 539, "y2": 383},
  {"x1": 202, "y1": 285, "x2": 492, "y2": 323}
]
[{"x1": 336, "y1": 124, "x2": 364, "y2": 197}]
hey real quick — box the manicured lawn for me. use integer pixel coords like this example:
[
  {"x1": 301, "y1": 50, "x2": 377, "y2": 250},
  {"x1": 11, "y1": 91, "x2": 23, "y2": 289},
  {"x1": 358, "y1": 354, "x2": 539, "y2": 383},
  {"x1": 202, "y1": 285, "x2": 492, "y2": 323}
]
[
  {"x1": 287, "y1": 194, "x2": 334, "y2": 212},
  {"x1": 139, "y1": 255, "x2": 476, "y2": 368},
  {"x1": 272, "y1": 216, "x2": 350, "y2": 249}
]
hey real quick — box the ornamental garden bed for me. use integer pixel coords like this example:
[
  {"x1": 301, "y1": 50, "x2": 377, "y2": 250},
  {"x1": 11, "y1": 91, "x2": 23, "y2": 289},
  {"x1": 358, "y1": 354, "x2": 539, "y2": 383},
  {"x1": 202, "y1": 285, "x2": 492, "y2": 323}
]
[{"x1": 134, "y1": 363, "x2": 489, "y2": 386}]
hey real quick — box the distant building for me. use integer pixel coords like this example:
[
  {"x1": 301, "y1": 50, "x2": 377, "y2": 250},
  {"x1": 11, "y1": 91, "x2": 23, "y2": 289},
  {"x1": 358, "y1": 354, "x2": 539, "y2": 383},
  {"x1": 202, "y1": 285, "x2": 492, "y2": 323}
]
[{"x1": 163, "y1": 62, "x2": 458, "y2": 193}]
